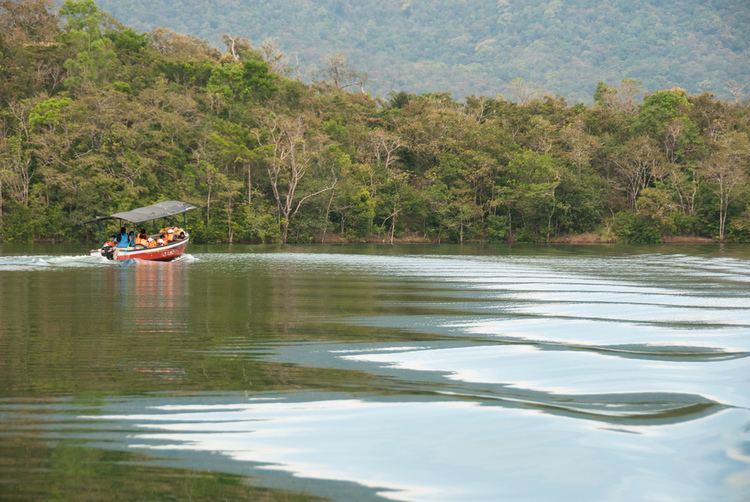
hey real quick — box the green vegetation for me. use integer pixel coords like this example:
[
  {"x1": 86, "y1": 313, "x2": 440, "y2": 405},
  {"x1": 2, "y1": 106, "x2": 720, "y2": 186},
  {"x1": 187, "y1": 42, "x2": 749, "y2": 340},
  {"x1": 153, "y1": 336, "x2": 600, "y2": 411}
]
[
  {"x1": 94, "y1": 0, "x2": 750, "y2": 102},
  {"x1": 1, "y1": 0, "x2": 749, "y2": 245}
]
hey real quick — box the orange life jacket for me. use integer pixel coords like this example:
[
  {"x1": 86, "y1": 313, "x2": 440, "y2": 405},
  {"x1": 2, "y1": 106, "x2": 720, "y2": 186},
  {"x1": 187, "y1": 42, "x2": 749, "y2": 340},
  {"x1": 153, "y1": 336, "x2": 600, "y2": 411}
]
[{"x1": 147, "y1": 240, "x2": 157, "y2": 248}]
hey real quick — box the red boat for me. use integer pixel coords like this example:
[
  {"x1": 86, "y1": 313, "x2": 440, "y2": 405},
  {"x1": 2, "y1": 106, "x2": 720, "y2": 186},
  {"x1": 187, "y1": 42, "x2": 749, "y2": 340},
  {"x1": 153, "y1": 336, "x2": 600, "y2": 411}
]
[
  {"x1": 88, "y1": 201, "x2": 196, "y2": 262},
  {"x1": 101, "y1": 236, "x2": 190, "y2": 262}
]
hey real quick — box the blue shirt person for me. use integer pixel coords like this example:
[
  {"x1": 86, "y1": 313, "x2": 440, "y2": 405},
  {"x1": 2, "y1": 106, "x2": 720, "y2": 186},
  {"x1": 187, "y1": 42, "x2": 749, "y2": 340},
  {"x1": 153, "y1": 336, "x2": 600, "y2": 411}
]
[{"x1": 116, "y1": 227, "x2": 130, "y2": 248}]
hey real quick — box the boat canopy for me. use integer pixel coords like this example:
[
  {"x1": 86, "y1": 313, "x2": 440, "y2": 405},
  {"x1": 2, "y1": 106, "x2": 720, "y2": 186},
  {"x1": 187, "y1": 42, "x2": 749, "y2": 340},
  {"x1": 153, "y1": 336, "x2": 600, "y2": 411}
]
[{"x1": 110, "y1": 201, "x2": 197, "y2": 223}]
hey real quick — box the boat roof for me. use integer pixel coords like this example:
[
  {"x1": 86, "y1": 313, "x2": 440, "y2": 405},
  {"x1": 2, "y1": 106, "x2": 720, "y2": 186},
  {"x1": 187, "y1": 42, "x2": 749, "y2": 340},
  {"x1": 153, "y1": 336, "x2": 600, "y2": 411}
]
[{"x1": 110, "y1": 201, "x2": 197, "y2": 223}]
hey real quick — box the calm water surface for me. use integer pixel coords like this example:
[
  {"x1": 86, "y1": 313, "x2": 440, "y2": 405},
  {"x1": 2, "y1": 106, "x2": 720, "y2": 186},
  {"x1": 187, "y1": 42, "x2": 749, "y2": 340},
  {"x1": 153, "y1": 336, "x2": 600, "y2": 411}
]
[{"x1": 1, "y1": 244, "x2": 749, "y2": 501}]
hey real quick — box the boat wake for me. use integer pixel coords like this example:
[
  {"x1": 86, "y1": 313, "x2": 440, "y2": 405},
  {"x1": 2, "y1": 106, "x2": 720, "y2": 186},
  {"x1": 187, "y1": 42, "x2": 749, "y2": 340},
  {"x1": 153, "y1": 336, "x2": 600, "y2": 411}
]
[
  {"x1": 174, "y1": 253, "x2": 198, "y2": 263},
  {"x1": 0, "y1": 254, "x2": 112, "y2": 271},
  {"x1": 0, "y1": 252, "x2": 200, "y2": 270}
]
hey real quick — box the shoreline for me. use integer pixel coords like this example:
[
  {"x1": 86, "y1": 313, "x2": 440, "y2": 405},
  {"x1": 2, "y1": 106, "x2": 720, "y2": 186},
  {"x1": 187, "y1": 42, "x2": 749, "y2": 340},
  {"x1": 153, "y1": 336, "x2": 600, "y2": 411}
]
[
  {"x1": 0, "y1": 233, "x2": 729, "y2": 247},
  {"x1": 317, "y1": 232, "x2": 720, "y2": 246}
]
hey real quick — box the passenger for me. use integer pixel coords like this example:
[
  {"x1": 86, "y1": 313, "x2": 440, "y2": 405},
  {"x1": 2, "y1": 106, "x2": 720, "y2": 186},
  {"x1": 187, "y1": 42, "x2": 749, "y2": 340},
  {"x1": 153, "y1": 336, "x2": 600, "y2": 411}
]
[
  {"x1": 147, "y1": 237, "x2": 157, "y2": 248},
  {"x1": 103, "y1": 235, "x2": 117, "y2": 248},
  {"x1": 128, "y1": 231, "x2": 135, "y2": 247},
  {"x1": 166, "y1": 228, "x2": 174, "y2": 242},
  {"x1": 177, "y1": 231, "x2": 186, "y2": 240},
  {"x1": 157, "y1": 238, "x2": 165, "y2": 246},
  {"x1": 139, "y1": 229, "x2": 148, "y2": 243},
  {"x1": 116, "y1": 226, "x2": 129, "y2": 248}
]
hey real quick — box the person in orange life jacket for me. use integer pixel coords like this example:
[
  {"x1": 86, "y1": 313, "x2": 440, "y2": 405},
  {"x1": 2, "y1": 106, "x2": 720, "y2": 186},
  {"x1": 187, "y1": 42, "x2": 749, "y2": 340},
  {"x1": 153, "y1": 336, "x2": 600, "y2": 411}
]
[
  {"x1": 138, "y1": 229, "x2": 148, "y2": 245},
  {"x1": 147, "y1": 237, "x2": 157, "y2": 248},
  {"x1": 103, "y1": 234, "x2": 117, "y2": 248},
  {"x1": 166, "y1": 228, "x2": 175, "y2": 242}
]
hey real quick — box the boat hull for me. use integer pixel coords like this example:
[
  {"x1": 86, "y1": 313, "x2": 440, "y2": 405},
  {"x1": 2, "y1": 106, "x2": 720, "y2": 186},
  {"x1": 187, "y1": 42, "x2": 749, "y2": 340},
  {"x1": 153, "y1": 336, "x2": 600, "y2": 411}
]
[{"x1": 93, "y1": 238, "x2": 189, "y2": 262}]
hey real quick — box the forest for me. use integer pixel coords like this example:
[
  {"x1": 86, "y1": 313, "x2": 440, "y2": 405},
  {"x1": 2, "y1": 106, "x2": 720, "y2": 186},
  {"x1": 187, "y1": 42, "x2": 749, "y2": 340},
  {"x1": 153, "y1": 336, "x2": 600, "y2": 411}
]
[
  {"x1": 1, "y1": 0, "x2": 749, "y2": 245},
  {"x1": 95, "y1": 0, "x2": 750, "y2": 102}
]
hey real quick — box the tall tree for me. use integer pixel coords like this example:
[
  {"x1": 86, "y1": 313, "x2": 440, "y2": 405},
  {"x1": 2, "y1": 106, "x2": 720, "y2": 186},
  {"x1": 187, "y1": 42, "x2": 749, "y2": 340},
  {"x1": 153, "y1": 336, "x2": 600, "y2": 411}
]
[
  {"x1": 611, "y1": 136, "x2": 661, "y2": 209},
  {"x1": 259, "y1": 114, "x2": 336, "y2": 243},
  {"x1": 703, "y1": 132, "x2": 750, "y2": 241}
]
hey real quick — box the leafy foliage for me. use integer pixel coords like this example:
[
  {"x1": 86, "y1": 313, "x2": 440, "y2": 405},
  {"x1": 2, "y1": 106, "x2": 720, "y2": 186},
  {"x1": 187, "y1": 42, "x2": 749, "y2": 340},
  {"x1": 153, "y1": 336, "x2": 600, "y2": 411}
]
[{"x1": 1, "y1": 0, "x2": 749, "y2": 246}]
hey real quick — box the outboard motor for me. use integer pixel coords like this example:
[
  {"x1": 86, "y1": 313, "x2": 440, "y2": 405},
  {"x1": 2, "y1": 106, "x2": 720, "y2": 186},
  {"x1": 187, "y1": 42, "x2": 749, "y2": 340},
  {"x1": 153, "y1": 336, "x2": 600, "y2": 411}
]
[{"x1": 102, "y1": 246, "x2": 116, "y2": 260}]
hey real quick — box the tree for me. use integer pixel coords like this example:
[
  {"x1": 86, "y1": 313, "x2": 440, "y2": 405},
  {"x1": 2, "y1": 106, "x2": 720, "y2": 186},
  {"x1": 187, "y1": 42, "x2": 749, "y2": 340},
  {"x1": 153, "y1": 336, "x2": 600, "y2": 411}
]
[
  {"x1": 317, "y1": 52, "x2": 367, "y2": 92},
  {"x1": 372, "y1": 132, "x2": 405, "y2": 242},
  {"x1": 58, "y1": 0, "x2": 121, "y2": 91},
  {"x1": 636, "y1": 89, "x2": 692, "y2": 140},
  {"x1": 259, "y1": 114, "x2": 336, "y2": 243},
  {"x1": 611, "y1": 136, "x2": 661, "y2": 209},
  {"x1": 0, "y1": 134, "x2": 32, "y2": 207},
  {"x1": 703, "y1": 132, "x2": 750, "y2": 241},
  {"x1": 501, "y1": 150, "x2": 563, "y2": 242},
  {"x1": 0, "y1": 0, "x2": 58, "y2": 46},
  {"x1": 259, "y1": 39, "x2": 291, "y2": 75},
  {"x1": 725, "y1": 81, "x2": 745, "y2": 103},
  {"x1": 560, "y1": 117, "x2": 598, "y2": 173},
  {"x1": 221, "y1": 34, "x2": 252, "y2": 62},
  {"x1": 59, "y1": 0, "x2": 107, "y2": 35},
  {"x1": 507, "y1": 77, "x2": 538, "y2": 105},
  {"x1": 595, "y1": 79, "x2": 642, "y2": 114},
  {"x1": 148, "y1": 27, "x2": 220, "y2": 61}
]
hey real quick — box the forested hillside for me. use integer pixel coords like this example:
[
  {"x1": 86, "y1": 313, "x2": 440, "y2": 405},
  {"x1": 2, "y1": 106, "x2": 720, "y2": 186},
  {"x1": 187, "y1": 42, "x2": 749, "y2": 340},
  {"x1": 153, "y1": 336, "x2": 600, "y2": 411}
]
[
  {"x1": 1, "y1": 0, "x2": 749, "y2": 245},
  {"x1": 94, "y1": 0, "x2": 750, "y2": 102}
]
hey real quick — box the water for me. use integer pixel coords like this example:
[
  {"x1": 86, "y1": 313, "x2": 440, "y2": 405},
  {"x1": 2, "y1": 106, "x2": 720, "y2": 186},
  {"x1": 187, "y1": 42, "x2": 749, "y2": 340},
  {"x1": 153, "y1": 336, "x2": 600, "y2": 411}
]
[{"x1": 1, "y1": 244, "x2": 749, "y2": 501}]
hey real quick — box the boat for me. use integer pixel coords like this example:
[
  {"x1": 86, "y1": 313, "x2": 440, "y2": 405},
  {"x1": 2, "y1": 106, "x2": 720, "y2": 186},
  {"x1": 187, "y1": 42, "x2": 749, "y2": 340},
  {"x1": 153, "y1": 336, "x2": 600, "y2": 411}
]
[{"x1": 88, "y1": 201, "x2": 197, "y2": 262}]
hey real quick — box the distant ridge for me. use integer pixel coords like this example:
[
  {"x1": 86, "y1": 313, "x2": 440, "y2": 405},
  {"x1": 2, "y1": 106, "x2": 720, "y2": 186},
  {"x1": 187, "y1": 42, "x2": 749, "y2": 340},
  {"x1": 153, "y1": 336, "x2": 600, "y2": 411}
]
[{"x1": 96, "y1": 0, "x2": 750, "y2": 102}]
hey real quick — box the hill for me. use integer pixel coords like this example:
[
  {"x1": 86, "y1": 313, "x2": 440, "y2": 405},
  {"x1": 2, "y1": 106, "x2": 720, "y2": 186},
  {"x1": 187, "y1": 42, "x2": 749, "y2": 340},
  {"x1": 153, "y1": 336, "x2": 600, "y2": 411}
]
[{"x1": 95, "y1": 0, "x2": 750, "y2": 102}]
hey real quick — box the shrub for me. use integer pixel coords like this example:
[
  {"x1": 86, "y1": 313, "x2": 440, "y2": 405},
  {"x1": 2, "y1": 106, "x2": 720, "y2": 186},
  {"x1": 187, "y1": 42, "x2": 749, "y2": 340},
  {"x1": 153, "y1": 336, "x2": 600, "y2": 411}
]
[
  {"x1": 486, "y1": 214, "x2": 509, "y2": 243},
  {"x1": 613, "y1": 211, "x2": 663, "y2": 244}
]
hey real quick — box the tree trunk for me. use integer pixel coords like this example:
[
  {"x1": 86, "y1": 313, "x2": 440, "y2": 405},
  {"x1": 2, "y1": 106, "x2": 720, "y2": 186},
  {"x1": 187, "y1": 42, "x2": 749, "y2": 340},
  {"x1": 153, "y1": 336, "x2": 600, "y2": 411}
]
[
  {"x1": 206, "y1": 182, "x2": 212, "y2": 227},
  {"x1": 507, "y1": 208, "x2": 513, "y2": 244},
  {"x1": 546, "y1": 188, "x2": 557, "y2": 244},
  {"x1": 227, "y1": 201, "x2": 234, "y2": 244},
  {"x1": 389, "y1": 209, "x2": 397, "y2": 244},
  {"x1": 247, "y1": 164, "x2": 253, "y2": 206},
  {"x1": 719, "y1": 183, "x2": 726, "y2": 241},
  {"x1": 321, "y1": 189, "x2": 335, "y2": 243},
  {"x1": 281, "y1": 219, "x2": 289, "y2": 244}
]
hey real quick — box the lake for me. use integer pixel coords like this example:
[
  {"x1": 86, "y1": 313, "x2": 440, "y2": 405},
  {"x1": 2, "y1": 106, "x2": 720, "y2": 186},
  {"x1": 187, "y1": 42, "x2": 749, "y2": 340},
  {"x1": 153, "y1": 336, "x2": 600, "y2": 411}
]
[{"x1": 1, "y1": 244, "x2": 749, "y2": 501}]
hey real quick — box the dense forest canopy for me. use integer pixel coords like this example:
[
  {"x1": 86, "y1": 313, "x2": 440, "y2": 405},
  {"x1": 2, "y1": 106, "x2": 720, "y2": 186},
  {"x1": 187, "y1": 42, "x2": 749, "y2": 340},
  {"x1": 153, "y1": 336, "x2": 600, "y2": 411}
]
[
  {"x1": 1, "y1": 0, "x2": 749, "y2": 245},
  {"x1": 94, "y1": 0, "x2": 750, "y2": 102}
]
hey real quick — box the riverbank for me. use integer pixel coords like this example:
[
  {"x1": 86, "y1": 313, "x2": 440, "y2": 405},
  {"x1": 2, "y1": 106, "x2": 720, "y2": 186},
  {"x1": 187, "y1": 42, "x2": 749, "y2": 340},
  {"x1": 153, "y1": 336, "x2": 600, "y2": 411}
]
[
  {"x1": 315, "y1": 232, "x2": 720, "y2": 245},
  {"x1": 548, "y1": 233, "x2": 716, "y2": 245},
  {"x1": 0, "y1": 233, "x2": 724, "y2": 246}
]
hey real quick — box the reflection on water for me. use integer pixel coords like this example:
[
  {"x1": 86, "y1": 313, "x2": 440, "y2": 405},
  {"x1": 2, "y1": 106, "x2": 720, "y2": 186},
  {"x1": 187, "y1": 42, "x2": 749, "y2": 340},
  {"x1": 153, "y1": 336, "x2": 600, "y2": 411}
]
[
  {"x1": 129, "y1": 259, "x2": 189, "y2": 332},
  {"x1": 1, "y1": 246, "x2": 749, "y2": 501},
  {"x1": 87, "y1": 396, "x2": 750, "y2": 501}
]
